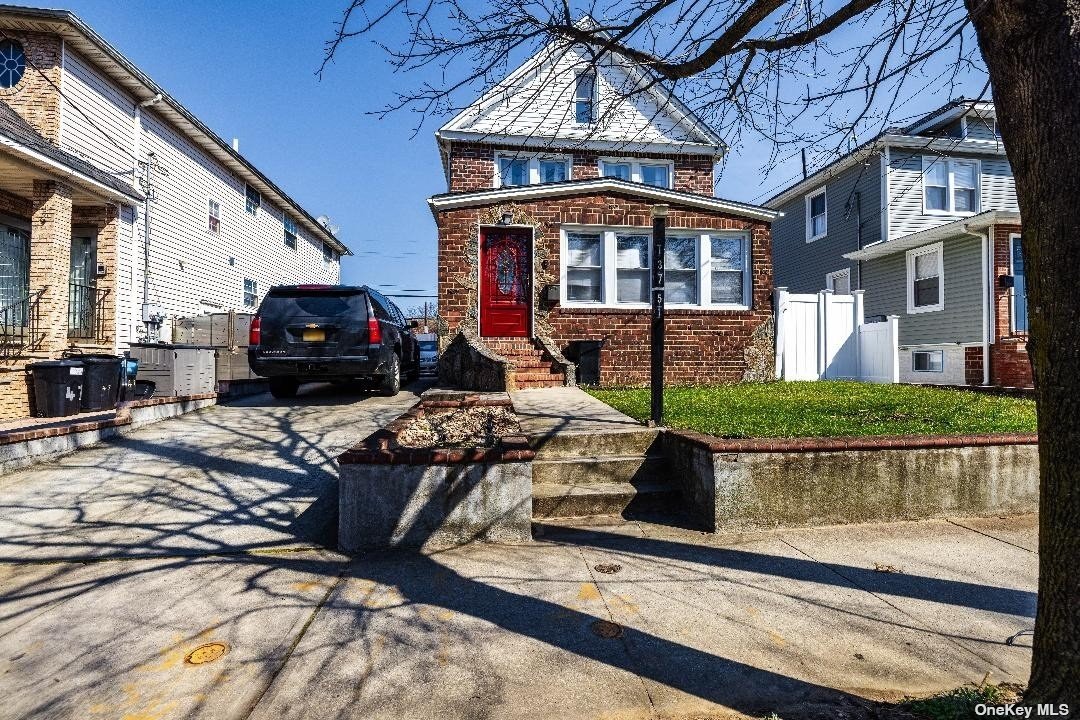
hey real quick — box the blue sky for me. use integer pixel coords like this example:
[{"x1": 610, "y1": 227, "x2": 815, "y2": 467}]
[{"x1": 57, "y1": 1, "x2": 984, "y2": 311}]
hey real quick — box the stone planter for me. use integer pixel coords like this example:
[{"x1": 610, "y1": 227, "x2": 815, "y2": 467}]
[{"x1": 337, "y1": 394, "x2": 534, "y2": 551}]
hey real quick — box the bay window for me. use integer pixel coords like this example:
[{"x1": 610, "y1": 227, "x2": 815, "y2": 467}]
[
  {"x1": 561, "y1": 228, "x2": 751, "y2": 308},
  {"x1": 922, "y1": 157, "x2": 980, "y2": 214}
]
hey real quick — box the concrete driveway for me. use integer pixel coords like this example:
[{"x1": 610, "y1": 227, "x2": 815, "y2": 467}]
[
  {"x1": 0, "y1": 382, "x2": 429, "y2": 562},
  {"x1": 0, "y1": 384, "x2": 1038, "y2": 720}
]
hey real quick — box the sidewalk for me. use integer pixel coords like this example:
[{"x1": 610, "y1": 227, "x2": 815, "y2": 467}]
[{"x1": 0, "y1": 513, "x2": 1037, "y2": 720}]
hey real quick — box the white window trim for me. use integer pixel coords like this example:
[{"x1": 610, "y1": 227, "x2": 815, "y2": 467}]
[
  {"x1": 911, "y1": 349, "x2": 945, "y2": 373},
  {"x1": 283, "y1": 215, "x2": 298, "y2": 251},
  {"x1": 597, "y1": 158, "x2": 674, "y2": 189},
  {"x1": 207, "y1": 196, "x2": 221, "y2": 236},
  {"x1": 805, "y1": 187, "x2": 827, "y2": 242},
  {"x1": 906, "y1": 241, "x2": 945, "y2": 314},
  {"x1": 559, "y1": 225, "x2": 751, "y2": 310},
  {"x1": 1009, "y1": 232, "x2": 1026, "y2": 335},
  {"x1": 825, "y1": 268, "x2": 850, "y2": 294},
  {"x1": 245, "y1": 184, "x2": 261, "y2": 216},
  {"x1": 573, "y1": 71, "x2": 596, "y2": 126},
  {"x1": 921, "y1": 156, "x2": 981, "y2": 216},
  {"x1": 493, "y1": 153, "x2": 571, "y2": 188}
]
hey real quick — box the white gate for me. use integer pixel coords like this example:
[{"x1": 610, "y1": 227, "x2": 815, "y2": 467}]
[{"x1": 774, "y1": 288, "x2": 899, "y2": 383}]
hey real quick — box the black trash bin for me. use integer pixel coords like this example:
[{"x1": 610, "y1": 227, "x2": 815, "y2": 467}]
[
  {"x1": 118, "y1": 356, "x2": 139, "y2": 403},
  {"x1": 568, "y1": 340, "x2": 604, "y2": 386},
  {"x1": 28, "y1": 360, "x2": 84, "y2": 418},
  {"x1": 74, "y1": 354, "x2": 124, "y2": 411}
]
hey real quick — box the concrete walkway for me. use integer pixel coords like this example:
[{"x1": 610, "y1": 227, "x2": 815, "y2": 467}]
[
  {"x1": 511, "y1": 386, "x2": 643, "y2": 437},
  {"x1": 0, "y1": 512, "x2": 1037, "y2": 720}
]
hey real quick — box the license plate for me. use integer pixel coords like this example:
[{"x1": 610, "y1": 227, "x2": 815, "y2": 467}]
[{"x1": 302, "y1": 329, "x2": 326, "y2": 342}]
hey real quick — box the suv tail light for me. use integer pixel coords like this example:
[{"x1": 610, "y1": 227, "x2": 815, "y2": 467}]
[
  {"x1": 367, "y1": 315, "x2": 382, "y2": 345},
  {"x1": 249, "y1": 315, "x2": 261, "y2": 345}
]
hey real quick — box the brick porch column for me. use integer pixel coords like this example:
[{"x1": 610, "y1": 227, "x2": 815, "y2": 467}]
[{"x1": 30, "y1": 179, "x2": 73, "y2": 357}]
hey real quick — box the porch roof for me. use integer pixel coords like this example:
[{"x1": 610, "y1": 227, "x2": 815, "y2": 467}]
[
  {"x1": 0, "y1": 100, "x2": 143, "y2": 204},
  {"x1": 427, "y1": 178, "x2": 779, "y2": 222},
  {"x1": 843, "y1": 210, "x2": 1021, "y2": 261}
]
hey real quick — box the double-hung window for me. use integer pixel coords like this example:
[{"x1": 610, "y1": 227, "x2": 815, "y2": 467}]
[
  {"x1": 539, "y1": 158, "x2": 568, "y2": 183},
  {"x1": 665, "y1": 237, "x2": 699, "y2": 304},
  {"x1": 640, "y1": 164, "x2": 670, "y2": 188},
  {"x1": 498, "y1": 157, "x2": 529, "y2": 187},
  {"x1": 243, "y1": 278, "x2": 257, "y2": 307},
  {"x1": 923, "y1": 157, "x2": 979, "y2": 214},
  {"x1": 283, "y1": 216, "x2": 298, "y2": 250},
  {"x1": 710, "y1": 236, "x2": 747, "y2": 304},
  {"x1": 323, "y1": 242, "x2": 336, "y2": 263},
  {"x1": 907, "y1": 242, "x2": 943, "y2": 313},
  {"x1": 245, "y1": 185, "x2": 260, "y2": 215},
  {"x1": 600, "y1": 160, "x2": 631, "y2": 181},
  {"x1": 565, "y1": 232, "x2": 603, "y2": 302},
  {"x1": 207, "y1": 199, "x2": 220, "y2": 234},
  {"x1": 496, "y1": 154, "x2": 570, "y2": 187},
  {"x1": 1011, "y1": 234, "x2": 1027, "y2": 333},
  {"x1": 598, "y1": 159, "x2": 673, "y2": 188},
  {"x1": 574, "y1": 72, "x2": 595, "y2": 124},
  {"x1": 615, "y1": 234, "x2": 650, "y2": 304},
  {"x1": 805, "y1": 188, "x2": 827, "y2": 241}
]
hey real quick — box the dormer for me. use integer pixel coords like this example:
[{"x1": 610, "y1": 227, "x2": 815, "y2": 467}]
[
  {"x1": 904, "y1": 100, "x2": 999, "y2": 142},
  {"x1": 436, "y1": 24, "x2": 725, "y2": 196}
]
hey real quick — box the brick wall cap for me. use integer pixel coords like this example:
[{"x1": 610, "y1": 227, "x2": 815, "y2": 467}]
[{"x1": 666, "y1": 428, "x2": 1039, "y2": 453}]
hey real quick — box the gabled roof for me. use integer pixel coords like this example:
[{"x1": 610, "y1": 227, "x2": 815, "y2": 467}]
[
  {"x1": 427, "y1": 177, "x2": 778, "y2": 222},
  {"x1": 0, "y1": 4, "x2": 350, "y2": 255},
  {"x1": 0, "y1": 99, "x2": 143, "y2": 201},
  {"x1": 437, "y1": 20, "x2": 725, "y2": 159}
]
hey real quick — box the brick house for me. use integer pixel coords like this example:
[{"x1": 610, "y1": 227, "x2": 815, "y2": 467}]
[
  {"x1": 431, "y1": 35, "x2": 778, "y2": 389},
  {"x1": 0, "y1": 6, "x2": 350, "y2": 420}
]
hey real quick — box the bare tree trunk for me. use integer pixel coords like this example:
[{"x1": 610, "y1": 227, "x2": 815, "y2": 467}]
[{"x1": 969, "y1": 0, "x2": 1080, "y2": 707}]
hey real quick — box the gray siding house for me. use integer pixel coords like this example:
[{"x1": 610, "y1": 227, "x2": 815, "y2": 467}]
[{"x1": 766, "y1": 100, "x2": 1031, "y2": 387}]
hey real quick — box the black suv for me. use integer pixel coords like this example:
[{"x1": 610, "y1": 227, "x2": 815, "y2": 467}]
[{"x1": 248, "y1": 285, "x2": 420, "y2": 399}]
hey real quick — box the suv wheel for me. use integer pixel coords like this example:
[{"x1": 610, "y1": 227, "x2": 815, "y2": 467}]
[
  {"x1": 269, "y1": 377, "x2": 299, "y2": 399},
  {"x1": 379, "y1": 353, "x2": 401, "y2": 396}
]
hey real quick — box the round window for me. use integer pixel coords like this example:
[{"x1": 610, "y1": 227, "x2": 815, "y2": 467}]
[{"x1": 0, "y1": 40, "x2": 26, "y2": 89}]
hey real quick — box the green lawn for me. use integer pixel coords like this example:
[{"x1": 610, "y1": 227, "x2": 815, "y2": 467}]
[{"x1": 587, "y1": 381, "x2": 1038, "y2": 438}]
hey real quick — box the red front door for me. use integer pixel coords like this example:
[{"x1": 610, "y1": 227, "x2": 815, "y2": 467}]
[{"x1": 479, "y1": 227, "x2": 531, "y2": 337}]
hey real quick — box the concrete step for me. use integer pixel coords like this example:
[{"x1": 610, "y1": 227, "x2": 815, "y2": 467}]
[
  {"x1": 532, "y1": 454, "x2": 668, "y2": 485},
  {"x1": 532, "y1": 480, "x2": 676, "y2": 519},
  {"x1": 514, "y1": 380, "x2": 566, "y2": 389},
  {"x1": 530, "y1": 428, "x2": 659, "y2": 459}
]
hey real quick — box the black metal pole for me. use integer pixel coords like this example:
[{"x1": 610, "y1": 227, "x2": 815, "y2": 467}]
[{"x1": 650, "y1": 205, "x2": 668, "y2": 426}]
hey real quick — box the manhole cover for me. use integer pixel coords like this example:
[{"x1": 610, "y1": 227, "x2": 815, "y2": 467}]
[
  {"x1": 593, "y1": 563, "x2": 622, "y2": 575},
  {"x1": 185, "y1": 643, "x2": 228, "y2": 665},
  {"x1": 590, "y1": 620, "x2": 624, "y2": 639}
]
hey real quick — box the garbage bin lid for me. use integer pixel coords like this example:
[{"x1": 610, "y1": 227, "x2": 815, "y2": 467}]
[
  {"x1": 72, "y1": 354, "x2": 122, "y2": 363},
  {"x1": 27, "y1": 359, "x2": 84, "y2": 368}
]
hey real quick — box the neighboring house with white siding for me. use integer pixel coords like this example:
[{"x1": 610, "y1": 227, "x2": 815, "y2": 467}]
[
  {"x1": 0, "y1": 5, "x2": 349, "y2": 421},
  {"x1": 764, "y1": 100, "x2": 1031, "y2": 388}
]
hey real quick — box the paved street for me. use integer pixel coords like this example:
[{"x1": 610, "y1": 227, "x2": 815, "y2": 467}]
[{"x1": 0, "y1": 386, "x2": 1037, "y2": 720}]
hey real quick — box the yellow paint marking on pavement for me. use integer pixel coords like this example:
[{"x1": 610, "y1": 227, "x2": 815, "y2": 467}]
[
  {"x1": 577, "y1": 582, "x2": 601, "y2": 601},
  {"x1": 768, "y1": 630, "x2": 787, "y2": 648}
]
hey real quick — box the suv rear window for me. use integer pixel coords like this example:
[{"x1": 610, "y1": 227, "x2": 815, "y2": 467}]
[
  {"x1": 262, "y1": 291, "x2": 366, "y2": 318},
  {"x1": 419, "y1": 340, "x2": 437, "y2": 352}
]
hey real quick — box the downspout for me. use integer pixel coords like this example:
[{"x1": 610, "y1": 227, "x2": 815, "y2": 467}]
[
  {"x1": 965, "y1": 221, "x2": 993, "y2": 386},
  {"x1": 854, "y1": 191, "x2": 863, "y2": 290}
]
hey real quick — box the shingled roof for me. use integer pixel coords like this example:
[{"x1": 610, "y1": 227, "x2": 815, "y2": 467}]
[{"x1": 0, "y1": 99, "x2": 143, "y2": 201}]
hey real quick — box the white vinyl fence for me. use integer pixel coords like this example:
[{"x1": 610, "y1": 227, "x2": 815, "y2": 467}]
[{"x1": 774, "y1": 288, "x2": 899, "y2": 383}]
